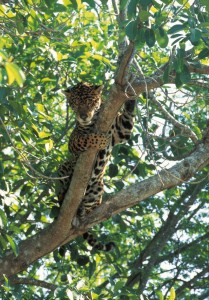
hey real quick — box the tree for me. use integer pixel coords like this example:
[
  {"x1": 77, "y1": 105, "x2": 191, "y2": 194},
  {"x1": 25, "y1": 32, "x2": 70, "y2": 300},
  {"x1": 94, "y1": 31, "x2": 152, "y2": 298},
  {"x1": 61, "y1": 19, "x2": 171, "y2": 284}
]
[{"x1": 0, "y1": 0, "x2": 209, "y2": 299}]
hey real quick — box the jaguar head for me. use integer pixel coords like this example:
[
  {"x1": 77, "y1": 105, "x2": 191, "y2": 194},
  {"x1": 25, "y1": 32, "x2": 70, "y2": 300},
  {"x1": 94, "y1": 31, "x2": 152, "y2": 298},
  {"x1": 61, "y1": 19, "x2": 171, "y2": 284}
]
[{"x1": 63, "y1": 82, "x2": 103, "y2": 125}]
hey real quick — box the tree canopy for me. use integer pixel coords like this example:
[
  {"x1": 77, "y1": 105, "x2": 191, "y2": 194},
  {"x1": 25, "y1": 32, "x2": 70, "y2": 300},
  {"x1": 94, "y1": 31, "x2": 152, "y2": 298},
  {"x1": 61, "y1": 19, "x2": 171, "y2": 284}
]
[{"x1": 0, "y1": 0, "x2": 209, "y2": 299}]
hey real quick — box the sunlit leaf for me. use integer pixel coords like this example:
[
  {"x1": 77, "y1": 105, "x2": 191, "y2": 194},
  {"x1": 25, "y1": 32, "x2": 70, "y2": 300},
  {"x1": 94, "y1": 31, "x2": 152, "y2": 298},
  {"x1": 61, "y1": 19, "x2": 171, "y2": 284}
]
[
  {"x1": 168, "y1": 287, "x2": 176, "y2": 300},
  {"x1": 32, "y1": 124, "x2": 39, "y2": 136},
  {"x1": 92, "y1": 54, "x2": 111, "y2": 65},
  {"x1": 45, "y1": 139, "x2": 53, "y2": 152},
  {"x1": 5, "y1": 62, "x2": 25, "y2": 86},
  {"x1": 5, "y1": 63, "x2": 15, "y2": 85},
  {"x1": 62, "y1": 0, "x2": 71, "y2": 6},
  {"x1": 39, "y1": 131, "x2": 51, "y2": 138},
  {"x1": 35, "y1": 103, "x2": 45, "y2": 113}
]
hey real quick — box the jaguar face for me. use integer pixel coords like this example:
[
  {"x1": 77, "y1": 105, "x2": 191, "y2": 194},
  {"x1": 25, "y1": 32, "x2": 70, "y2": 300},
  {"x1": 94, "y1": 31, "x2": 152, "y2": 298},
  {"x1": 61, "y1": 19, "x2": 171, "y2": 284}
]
[{"x1": 63, "y1": 82, "x2": 103, "y2": 125}]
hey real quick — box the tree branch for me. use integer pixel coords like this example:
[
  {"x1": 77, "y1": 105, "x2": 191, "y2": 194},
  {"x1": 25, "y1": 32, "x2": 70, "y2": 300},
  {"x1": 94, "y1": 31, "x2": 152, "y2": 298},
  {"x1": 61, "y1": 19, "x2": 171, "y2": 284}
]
[
  {"x1": 155, "y1": 231, "x2": 209, "y2": 265},
  {"x1": 8, "y1": 276, "x2": 58, "y2": 291},
  {"x1": 123, "y1": 178, "x2": 207, "y2": 292},
  {"x1": 189, "y1": 80, "x2": 209, "y2": 89},
  {"x1": 130, "y1": 61, "x2": 209, "y2": 97},
  {"x1": 149, "y1": 93, "x2": 198, "y2": 144},
  {"x1": 198, "y1": 290, "x2": 209, "y2": 300},
  {"x1": 187, "y1": 63, "x2": 209, "y2": 75},
  {"x1": 176, "y1": 266, "x2": 209, "y2": 296}
]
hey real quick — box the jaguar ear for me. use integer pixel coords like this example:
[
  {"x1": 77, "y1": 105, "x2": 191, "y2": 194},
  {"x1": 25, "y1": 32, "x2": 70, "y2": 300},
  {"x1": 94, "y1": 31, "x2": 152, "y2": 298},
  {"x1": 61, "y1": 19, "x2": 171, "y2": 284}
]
[
  {"x1": 62, "y1": 89, "x2": 71, "y2": 97},
  {"x1": 94, "y1": 85, "x2": 104, "y2": 94}
]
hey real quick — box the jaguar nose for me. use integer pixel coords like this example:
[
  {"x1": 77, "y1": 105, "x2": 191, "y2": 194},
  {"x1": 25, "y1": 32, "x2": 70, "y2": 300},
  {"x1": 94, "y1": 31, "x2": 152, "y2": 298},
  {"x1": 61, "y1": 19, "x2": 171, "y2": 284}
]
[{"x1": 80, "y1": 113, "x2": 88, "y2": 120}]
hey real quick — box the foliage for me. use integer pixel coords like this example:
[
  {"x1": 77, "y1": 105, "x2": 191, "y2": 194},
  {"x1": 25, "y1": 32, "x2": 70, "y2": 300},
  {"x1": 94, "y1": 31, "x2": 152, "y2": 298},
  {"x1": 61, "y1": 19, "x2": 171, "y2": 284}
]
[{"x1": 0, "y1": 0, "x2": 209, "y2": 299}]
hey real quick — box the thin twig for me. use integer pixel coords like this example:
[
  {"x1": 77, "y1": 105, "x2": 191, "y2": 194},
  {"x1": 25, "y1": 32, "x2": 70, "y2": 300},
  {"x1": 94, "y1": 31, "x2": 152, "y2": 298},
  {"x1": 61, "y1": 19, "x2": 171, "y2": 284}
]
[
  {"x1": 148, "y1": 94, "x2": 199, "y2": 144},
  {"x1": 0, "y1": 117, "x2": 68, "y2": 181}
]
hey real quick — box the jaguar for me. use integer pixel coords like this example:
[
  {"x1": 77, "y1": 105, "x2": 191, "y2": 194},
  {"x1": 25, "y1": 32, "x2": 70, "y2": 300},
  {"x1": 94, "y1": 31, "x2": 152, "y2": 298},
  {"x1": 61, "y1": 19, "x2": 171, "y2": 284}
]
[{"x1": 58, "y1": 82, "x2": 135, "y2": 251}]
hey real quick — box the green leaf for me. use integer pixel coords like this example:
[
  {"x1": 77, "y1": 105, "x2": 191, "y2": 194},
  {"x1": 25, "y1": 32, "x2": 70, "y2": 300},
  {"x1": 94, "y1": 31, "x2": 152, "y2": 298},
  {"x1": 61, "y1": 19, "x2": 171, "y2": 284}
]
[
  {"x1": 120, "y1": 0, "x2": 129, "y2": 9},
  {"x1": 135, "y1": 28, "x2": 145, "y2": 49},
  {"x1": 145, "y1": 28, "x2": 155, "y2": 47},
  {"x1": 0, "y1": 235, "x2": 7, "y2": 249},
  {"x1": 127, "y1": 0, "x2": 138, "y2": 18},
  {"x1": 168, "y1": 24, "x2": 185, "y2": 35},
  {"x1": 180, "y1": 64, "x2": 191, "y2": 83},
  {"x1": 175, "y1": 72, "x2": 182, "y2": 88},
  {"x1": 156, "y1": 27, "x2": 168, "y2": 48},
  {"x1": 0, "y1": 209, "x2": 7, "y2": 227},
  {"x1": 138, "y1": 10, "x2": 149, "y2": 22},
  {"x1": 16, "y1": 13, "x2": 25, "y2": 34},
  {"x1": 6, "y1": 234, "x2": 19, "y2": 256},
  {"x1": 53, "y1": 3, "x2": 68, "y2": 12},
  {"x1": 0, "y1": 50, "x2": 8, "y2": 61},
  {"x1": 77, "y1": 255, "x2": 89, "y2": 266},
  {"x1": 199, "y1": 0, "x2": 209, "y2": 10},
  {"x1": 156, "y1": 290, "x2": 164, "y2": 300},
  {"x1": 126, "y1": 20, "x2": 138, "y2": 41},
  {"x1": 70, "y1": 0, "x2": 79, "y2": 9},
  {"x1": 163, "y1": 67, "x2": 170, "y2": 83},
  {"x1": 0, "y1": 87, "x2": 9, "y2": 100},
  {"x1": 173, "y1": 57, "x2": 184, "y2": 72},
  {"x1": 84, "y1": 0, "x2": 96, "y2": 8},
  {"x1": 161, "y1": 0, "x2": 173, "y2": 3},
  {"x1": 198, "y1": 48, "x2": 209, "y2": 59},
  {"x1": 44, "y1": 0, "x2": 55, "y2": 7},
  {"x1": 114, "y1": 181, "x2": 124, "y2": 191},
  {"x1": 88, "y1": 260, "x2": 96, "y2": 278},
  {"x1": 140, "y1": 0, "x2": 153, "y2": 9},
  {"x1": 190, "y1": 28, "x2": 201, "y2": 44},
  {"x1": 109, "y1": 164, "x2": 119, "y2": 178}
]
